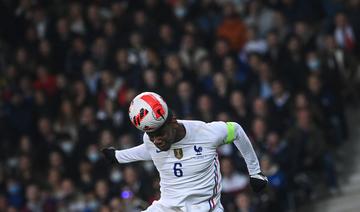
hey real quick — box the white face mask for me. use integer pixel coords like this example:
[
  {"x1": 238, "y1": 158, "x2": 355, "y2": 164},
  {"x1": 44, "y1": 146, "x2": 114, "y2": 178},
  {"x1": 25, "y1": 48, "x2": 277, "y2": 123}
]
[
  {"x1": 143, "y1": 161, "x2": 155, "y2": 173},
  {"x1": 307, "y1": 59, "x2": 320, "y2": 71},
  {"x1": 120, "y1": 143, "x2": 133, "y2": 149},
  {"x1": 7, "y1": 157, "x2": 18, "y2": 168},
  {"x1": 175, "y1": 7, "x2": 187, "y2": 19},
  {"x1": 110, "y1": 170, "x2": 122, "y2": 183},
  {"x1": 88, "y1": 200, "x2": 99, "y2": 210},
  {"x1": 61, "y1": 141, "x2": 75, "y2": 154},
  {"x1": 88, "y1": 151, "x2": 100, "y2": 163}
]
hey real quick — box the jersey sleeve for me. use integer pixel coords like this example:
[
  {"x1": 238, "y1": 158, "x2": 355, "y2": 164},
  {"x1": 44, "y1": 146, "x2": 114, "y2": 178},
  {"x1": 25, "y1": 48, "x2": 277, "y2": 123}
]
[
  {"x1": 206, "y1": 121, "x2": 228, "y2": 147},
  {"x1": 208, "y1": 121, "x2": 261, "y2": 175},
  {"x1": 228, "y1": 122, "x2": 261, "y2": 175},
  {"x1": 115, "y1": 143, "x2": 151, "y2": 163}
]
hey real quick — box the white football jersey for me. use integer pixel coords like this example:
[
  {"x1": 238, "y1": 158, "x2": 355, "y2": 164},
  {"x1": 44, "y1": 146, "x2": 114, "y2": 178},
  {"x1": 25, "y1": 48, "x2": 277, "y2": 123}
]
[
  {"x1": 115, "y1": 119, "x2": 261, "y2": 211},
  {"x1": 143, "y1": 120, "x2": 225, "y2": 210}
]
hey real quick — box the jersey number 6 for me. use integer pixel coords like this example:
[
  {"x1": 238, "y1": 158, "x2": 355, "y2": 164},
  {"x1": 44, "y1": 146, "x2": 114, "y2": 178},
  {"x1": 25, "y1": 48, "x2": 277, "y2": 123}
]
[{"x1": 173, "y1": 163, "x2": 183, "y2": 177}]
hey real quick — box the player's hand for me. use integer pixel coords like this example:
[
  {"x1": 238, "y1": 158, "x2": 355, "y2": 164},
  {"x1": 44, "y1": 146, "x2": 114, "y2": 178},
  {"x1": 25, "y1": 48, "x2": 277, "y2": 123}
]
[
  {"x1": 101, "y1": 147, "x2": 118, "y2": 164},
  {"x1": 250, "y1": 172, "x2": 268, "y2": 193}
]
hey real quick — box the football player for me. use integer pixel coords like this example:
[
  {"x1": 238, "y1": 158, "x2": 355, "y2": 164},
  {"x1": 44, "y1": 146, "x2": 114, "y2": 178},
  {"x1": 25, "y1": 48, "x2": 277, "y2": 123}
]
[{"x1": 102, "y1": 92, "x2": 267, "y2": 212}]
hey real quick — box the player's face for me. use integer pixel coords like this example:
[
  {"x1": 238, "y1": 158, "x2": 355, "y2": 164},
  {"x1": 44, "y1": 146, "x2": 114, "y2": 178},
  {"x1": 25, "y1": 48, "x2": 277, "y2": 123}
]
[{"x1": 147, "y1": 122, "x2": 176, "y2": 151}]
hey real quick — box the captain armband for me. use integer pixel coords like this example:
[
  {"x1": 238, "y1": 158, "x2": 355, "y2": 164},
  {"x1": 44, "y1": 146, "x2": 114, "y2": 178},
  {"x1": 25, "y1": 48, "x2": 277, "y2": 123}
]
[{"x1": 225, "y1": 122, "x2": 236, "y2": 144}]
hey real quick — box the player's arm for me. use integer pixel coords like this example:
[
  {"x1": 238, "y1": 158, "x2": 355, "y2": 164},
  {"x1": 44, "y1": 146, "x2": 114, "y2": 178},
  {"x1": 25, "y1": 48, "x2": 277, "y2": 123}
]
[
  {"x1": 102, "y1": 143, "x2": 151, "y2": 164},
  {"x1": 225, "y1": 122, "x2": 268, "y2": 192},
  {"x1": 209, "y1": 121, "x2": 268, "y2": 192}
]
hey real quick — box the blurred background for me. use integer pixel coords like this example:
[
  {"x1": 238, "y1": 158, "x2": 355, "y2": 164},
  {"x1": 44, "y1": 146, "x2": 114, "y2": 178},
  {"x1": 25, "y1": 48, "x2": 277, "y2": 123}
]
[{"x1": 0, "y1": 0, "x2": 359, "y2": 211}]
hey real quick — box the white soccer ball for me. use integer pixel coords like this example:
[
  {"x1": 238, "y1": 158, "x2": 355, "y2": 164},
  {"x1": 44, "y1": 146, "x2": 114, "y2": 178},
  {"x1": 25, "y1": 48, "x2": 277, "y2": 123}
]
[{"x1": 128, "y1": 92, "x2": 169, "y2": 132}]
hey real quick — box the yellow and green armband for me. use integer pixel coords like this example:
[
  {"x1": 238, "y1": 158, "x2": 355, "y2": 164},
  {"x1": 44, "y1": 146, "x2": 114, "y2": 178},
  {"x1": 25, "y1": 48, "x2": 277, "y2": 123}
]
[{"x1": 225, "y1": 122, "x2": 236, "y2": 144}]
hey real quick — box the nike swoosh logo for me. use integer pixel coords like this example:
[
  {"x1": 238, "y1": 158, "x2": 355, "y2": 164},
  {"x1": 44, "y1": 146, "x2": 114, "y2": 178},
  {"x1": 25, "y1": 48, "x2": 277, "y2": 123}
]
[{"x1": 156, "y1": 150, "x2": 162, "y2": 153}]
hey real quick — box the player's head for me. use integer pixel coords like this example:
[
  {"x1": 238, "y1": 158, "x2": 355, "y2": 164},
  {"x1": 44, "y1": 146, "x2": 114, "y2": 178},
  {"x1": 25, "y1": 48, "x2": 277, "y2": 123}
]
[{"x1": 129, "y1": 92, "x2": 178, "y2": 151}]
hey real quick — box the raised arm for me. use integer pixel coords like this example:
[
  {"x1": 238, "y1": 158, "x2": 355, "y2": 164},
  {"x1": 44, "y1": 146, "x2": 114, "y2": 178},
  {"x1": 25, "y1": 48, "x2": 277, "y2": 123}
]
[
  {"x1": 225, "y1": 122, "x2": 268, "y2": 192},
  {"x1": 208, "y1": 121, "x2": 268, "y2": 192},
  {"x1": 102, "y1": 143, "x2": 151, "y2": 164},
  {"x1": 224, "y1": 122, "x2": 261, "y2": 175},
  {"x1": 115, "y1": 143, "x2": 151, "y2": 163}
]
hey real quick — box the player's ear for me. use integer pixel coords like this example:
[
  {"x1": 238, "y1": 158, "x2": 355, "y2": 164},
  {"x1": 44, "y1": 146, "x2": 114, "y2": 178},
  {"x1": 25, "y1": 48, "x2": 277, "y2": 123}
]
[
  {"x1": 167, "y1": 109, "x2": 176, "y2": 122},
  {"x1": 169, "y1": 116, "x2": 177, "y2": 125},
  {"x1": 167, "y1": 114, "x2": 178, "y2": 128},
  {"x1": 171, "y1": 111, "x2": 179, "y2": 121}
]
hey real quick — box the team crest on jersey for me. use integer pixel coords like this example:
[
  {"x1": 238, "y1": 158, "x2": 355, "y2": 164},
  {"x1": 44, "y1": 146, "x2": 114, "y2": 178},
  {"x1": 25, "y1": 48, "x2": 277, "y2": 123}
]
[
  {"x1": 174, "y1": 148, "x2": 183, "y2": 159},
  {"x1": 194, "y1": 145, "x2": 203, "y2": 155}
]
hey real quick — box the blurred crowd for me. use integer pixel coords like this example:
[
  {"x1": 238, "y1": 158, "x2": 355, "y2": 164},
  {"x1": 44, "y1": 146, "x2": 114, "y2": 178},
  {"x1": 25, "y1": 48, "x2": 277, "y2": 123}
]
[{"x1": 0, "y1": 0, "x2": 359, "y2": 211}]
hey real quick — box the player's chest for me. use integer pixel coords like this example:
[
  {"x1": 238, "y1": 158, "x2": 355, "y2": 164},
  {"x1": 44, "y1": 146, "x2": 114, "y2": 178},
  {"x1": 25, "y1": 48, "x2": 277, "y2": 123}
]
[
  {"x1": 151, "y1": 143, "x2": 215, "y2": 160},
  {"x1": 150, "y1": 144, "x2": 217, "y2": 177}
]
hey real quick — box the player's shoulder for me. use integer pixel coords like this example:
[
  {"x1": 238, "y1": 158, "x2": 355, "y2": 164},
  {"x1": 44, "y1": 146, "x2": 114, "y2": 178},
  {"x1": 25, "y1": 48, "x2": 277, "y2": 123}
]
[
  {"x1": 179, "y1": 119, "x2": 225, "y2": 127},
  {"x1": 205, "y1": 121, "x2": 227, "y2": 129},
  {"x1": 178, "y1": 119, "x2": 206, "y2": 128},
  {"x1": 180, "y1": 120, "x2": 227, "y2": 136}
]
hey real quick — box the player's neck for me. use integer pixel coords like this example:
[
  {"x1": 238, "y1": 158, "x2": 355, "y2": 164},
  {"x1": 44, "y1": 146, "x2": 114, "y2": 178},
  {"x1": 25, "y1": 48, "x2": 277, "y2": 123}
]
[{"x1": 173, "y1": 123, "x2": 186, "y2": 143}]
